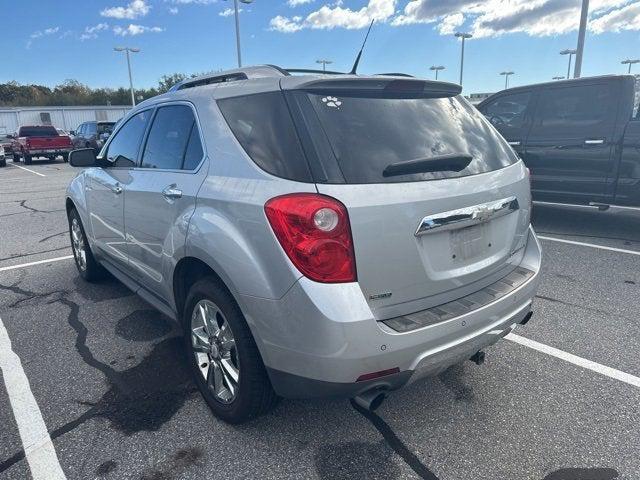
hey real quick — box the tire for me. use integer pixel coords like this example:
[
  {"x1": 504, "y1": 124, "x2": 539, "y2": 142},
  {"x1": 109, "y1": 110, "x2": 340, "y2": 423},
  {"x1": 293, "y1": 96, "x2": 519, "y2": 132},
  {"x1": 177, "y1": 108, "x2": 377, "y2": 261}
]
[
  {"x1": 61, "y1": 153, "x2": 69, "y2": 163},
  {"x1": 12, "y1": 152, "x2": 20, "y2": 162},
  {"x1": 67, "y1": 208, "x2": 105, "y2": 282},
  {"x1": 23, "y1": 154, "x2": 32, "y2": 165},
  {"x1": 0, "y1": 158, "x2": 5, "y2": 168},
  {"x1": 183, "y1": 278, "x2": 278, "y2": 423}
]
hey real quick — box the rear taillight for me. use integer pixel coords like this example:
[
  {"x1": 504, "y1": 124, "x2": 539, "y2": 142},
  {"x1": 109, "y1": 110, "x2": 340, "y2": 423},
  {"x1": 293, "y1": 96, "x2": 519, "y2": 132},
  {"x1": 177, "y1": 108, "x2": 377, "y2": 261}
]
[{"x1": 265, "y1": 193, "x2": 356, "y2": 283}]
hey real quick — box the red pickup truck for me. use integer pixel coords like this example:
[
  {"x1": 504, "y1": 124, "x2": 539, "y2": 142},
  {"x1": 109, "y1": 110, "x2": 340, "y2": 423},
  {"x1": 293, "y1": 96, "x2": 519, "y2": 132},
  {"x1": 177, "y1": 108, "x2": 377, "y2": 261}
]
[{"x1": 11, "y1": 125, "x2": 73, "y2": 165}]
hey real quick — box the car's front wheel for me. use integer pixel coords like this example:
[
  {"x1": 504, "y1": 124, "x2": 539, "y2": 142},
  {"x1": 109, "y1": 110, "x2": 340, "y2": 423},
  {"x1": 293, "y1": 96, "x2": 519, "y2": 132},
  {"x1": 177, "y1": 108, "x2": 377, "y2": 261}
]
[
  {"x1": 184, "y1": 278, "x2": 278, "y2": 423},
  {"x1": 23, "y1": 154, "x2": 32, "y2": 165},
  {"x1": 67, "y1": 208, "x2": 105, "y2": 282},
  {"x1": 12, "y1": 152, "x2": 21, "y2": 162}
]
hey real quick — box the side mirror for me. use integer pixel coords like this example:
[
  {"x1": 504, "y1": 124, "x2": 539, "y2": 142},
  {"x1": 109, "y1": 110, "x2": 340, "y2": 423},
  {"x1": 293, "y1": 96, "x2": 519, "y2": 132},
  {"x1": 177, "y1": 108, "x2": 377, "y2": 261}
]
[
  {"x1": 69, "y1": 130, "x2": 76, "y2": 136},
  {"x1": 69, "y1": 148, "x2": 98, "y2": 167},
  {"x1": 5, "y1": 134, "x2": 14, "y2": 139}
]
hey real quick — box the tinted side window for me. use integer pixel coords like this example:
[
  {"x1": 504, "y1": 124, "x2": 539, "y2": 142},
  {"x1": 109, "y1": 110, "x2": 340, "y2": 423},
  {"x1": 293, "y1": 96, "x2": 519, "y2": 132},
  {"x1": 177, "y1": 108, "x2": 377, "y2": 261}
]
[
  {"x1": 105, "y1": 110, "x2": 151, "y2": 165},
  {"x1": 481, "y1": 92, "x2": 531, "y2": 129},
  {"x1": 86, "y1": 123, "x2": 97, "y2": 135},
  {"x1": 141, "y1": 105, "x2": 199, "y2": 170},
  {"x1": 77, "y1": 124, "x2": 85, "y2": 135},
  {"x1": 218, "y1": 92, "x2": 312, "y2": 182},
  {"x1": 534, "y1": 84, "x2": 615, "y2": 131}
]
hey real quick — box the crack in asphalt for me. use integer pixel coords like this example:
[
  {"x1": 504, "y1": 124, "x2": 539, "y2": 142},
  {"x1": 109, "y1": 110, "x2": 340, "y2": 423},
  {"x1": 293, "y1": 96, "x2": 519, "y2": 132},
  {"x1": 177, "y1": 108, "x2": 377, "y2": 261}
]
[
  {"x1": 38, "y1": 231, "x2": 68, "y2": 244},
  {"x1": 0, "y1": 246, "x2": 70, "y2": 262},
  {"x1": 535, "y1": 294, "x2": 609, "y2": 315}
]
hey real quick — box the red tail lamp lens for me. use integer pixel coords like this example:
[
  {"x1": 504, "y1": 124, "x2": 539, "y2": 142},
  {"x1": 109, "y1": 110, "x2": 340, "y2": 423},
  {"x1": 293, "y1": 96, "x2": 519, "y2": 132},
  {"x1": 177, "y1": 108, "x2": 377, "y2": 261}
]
[{"x1": 265, "y1": 193, "x2": 356, "y2": 283}]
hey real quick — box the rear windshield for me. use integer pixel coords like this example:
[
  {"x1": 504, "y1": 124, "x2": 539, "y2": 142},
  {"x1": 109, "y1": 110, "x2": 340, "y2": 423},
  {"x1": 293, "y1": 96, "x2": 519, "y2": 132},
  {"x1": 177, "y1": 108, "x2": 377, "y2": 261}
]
[
  {"x1": 98, "y1": 123, "x2": 115, "y2": 134},
  {"x1": 19, "y1": 126, "x2": 58, "y2": 137},
  {"x1": 305, "y1": 93, "x2": 518, "y2": 183}
]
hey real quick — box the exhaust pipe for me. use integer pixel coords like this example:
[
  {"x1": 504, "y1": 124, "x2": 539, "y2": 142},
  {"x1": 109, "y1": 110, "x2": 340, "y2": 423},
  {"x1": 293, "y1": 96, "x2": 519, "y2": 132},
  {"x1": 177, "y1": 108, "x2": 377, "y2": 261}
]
[
  {"x1": 520, "y1": 310, "x2": 533, "y2": 326},
  {"x1": 352, "y1": 389, "x2": 387, "y2": 411}
]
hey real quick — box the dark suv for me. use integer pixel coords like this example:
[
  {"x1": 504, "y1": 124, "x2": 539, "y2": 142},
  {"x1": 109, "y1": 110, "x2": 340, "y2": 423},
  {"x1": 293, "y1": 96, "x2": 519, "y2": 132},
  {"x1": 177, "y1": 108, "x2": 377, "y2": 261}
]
[{"x1": 71, "y1": 121, "x2": 115, "y2": 153}]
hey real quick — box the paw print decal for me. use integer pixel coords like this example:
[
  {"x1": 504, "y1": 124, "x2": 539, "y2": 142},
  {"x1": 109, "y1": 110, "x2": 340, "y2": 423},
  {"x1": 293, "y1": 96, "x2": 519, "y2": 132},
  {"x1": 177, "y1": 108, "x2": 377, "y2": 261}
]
[{"x1": 322, "y1": 96, "x2": 342, "y2": 108}]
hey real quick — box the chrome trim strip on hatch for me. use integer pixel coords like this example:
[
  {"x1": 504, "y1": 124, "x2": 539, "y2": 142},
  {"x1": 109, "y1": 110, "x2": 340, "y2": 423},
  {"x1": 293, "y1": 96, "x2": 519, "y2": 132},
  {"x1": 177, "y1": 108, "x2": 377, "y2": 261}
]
[{"x1": 415, "y1": 196, "x2": 519, "y2": 236}]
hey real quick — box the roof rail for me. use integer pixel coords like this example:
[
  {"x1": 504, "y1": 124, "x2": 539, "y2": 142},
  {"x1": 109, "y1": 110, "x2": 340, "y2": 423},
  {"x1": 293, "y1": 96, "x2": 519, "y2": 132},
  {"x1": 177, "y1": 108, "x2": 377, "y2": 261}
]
[
  {"x1": 284, "y1": 68, "x2": 346, "y2": 76},
  {"x1": 169, "y1": 65, "x2": 289, "y2": 92}
]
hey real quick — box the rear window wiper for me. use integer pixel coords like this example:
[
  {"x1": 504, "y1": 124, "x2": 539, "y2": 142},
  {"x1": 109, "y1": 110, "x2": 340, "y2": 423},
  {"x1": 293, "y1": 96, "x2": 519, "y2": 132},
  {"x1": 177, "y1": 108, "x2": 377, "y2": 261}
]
[{"x1": 382, "y1": 153, "x2": 473, "y2": 177}]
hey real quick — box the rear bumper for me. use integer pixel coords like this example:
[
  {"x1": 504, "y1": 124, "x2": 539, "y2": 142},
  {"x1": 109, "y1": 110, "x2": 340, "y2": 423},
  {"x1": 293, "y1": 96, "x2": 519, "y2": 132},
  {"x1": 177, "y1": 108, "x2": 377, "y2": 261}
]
[{"x1": 239, "y1": 225, "x2": 542, "y2": 399}]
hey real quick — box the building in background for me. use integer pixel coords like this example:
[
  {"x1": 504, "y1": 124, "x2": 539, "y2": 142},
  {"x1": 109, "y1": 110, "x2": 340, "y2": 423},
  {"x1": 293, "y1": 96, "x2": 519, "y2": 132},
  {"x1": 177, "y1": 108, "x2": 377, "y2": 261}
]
[{"x1": 0, "y1": 105, "x2": 130, "y2": 135}]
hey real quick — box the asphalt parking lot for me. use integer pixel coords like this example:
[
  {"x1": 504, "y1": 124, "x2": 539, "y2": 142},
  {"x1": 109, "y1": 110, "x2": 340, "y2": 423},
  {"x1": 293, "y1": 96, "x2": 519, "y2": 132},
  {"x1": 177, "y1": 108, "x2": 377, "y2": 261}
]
[{"x1": 1, "y1": 159, "x2": 639, "y2": 480}]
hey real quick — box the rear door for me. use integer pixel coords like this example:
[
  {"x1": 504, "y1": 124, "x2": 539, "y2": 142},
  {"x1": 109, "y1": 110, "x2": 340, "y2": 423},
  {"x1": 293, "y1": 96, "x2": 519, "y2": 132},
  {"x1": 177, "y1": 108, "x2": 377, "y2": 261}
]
[
  {"x1": 124, "y1": 103, "x2": 207, "y2": 301},
  {"x1": 478, "y1": 89, "x2": 534, "y2": 160},
  {"x1": 524, "y1": 80, "x2": 619, "y2": 202},
  {"x1": 286, "y1": 84, "x2": 531, "y2": 319}
]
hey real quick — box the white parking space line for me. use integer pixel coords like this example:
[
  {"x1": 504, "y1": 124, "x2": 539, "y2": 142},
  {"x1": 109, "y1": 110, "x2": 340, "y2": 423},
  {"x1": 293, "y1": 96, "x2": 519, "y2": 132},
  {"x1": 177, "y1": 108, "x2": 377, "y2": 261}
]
[
  {"x1": 538, "y1": 235, "x2": 640, "y2": 256},
  {"x1": 7, "y1": 163, "x2": 46, "y2": 177},
  {"x1": 506, "y1": 333, "x2": 640, "y2": 389},
  {"x1": 0, "y1": 255, "x2": 73, "y2": 273},
  {"x1": 0, "y1": 317, "x2": 67, "y2": 479}
]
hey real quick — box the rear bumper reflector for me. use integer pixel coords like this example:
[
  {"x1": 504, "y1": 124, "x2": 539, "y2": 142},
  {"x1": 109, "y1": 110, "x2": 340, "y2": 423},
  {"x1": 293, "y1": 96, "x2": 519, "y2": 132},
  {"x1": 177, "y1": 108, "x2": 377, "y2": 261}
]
[{"x1": 382, "y1": 266, "x2": 535, "y2": 333}]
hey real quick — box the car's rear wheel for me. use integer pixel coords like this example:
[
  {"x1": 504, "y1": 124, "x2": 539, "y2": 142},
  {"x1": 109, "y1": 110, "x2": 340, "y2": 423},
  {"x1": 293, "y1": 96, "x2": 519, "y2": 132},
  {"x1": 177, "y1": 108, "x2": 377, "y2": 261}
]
[
  {"x1": 61, "y1": 153, "x2": 69, "y2": 163},
  {"x1": 12, "y1": 152, "x2": 21, "y2": 162},
  {"x1": 67, "y1": 208, "x2": 105, "y2": 282},
  {"x1": 184, "y1": 278, "x2": 278, "y2": 423},
  {"x1": 23, "y1": 154, "x2": 32, "y2": 165},
  {"x1": 0, "y1": 158, "x2": 6, "y2": 168}
]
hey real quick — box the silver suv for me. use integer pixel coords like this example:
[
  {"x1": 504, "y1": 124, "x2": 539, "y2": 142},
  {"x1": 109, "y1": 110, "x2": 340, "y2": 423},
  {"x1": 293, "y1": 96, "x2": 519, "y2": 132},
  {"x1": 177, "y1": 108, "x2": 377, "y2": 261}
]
[{"x1": 66, "y1": 65, "x2": 541, "y2": 423}]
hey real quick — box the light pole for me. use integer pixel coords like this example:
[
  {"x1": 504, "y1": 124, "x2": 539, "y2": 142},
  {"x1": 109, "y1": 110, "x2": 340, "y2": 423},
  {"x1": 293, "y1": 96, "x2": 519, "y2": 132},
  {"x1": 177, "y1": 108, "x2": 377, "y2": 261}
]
[
  {"x1": 224, "y1": 0, "x2": 254, "y2": 68},
  {"x1": 552, "y1": 76, "x2": 565, "y2": 80},
  {"x1": 316, "y1": 59, "x2": 333, "y2": 72},
  {"x1": 114, "y1": 47, "x2": 140, "y2": 107},
  {"x1": 430, "y1": 65, "x2": 445, "y2": 80},
  {"x1": 621, "y1": 59, "x2": 640, "y2": 74},
  {"x1": 454, "y1": 32, "x2": 472, "y2": 86},
  {"x1": 560, "y1": 49, "x2": 577, "y2": 79},
  {"x1": 573, "y1": 0, "x2": 589, "y2": 78},
  {"x1": 500, "y1": 71, "x2": 514, "y2": 89}
]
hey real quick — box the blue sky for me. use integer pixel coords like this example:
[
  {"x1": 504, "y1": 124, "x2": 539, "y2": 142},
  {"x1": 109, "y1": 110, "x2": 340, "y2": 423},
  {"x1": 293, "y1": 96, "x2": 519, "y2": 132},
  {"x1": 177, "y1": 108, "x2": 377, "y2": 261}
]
[{"x1": 4, "y1": 0, "x2": 640, "y2": 94}]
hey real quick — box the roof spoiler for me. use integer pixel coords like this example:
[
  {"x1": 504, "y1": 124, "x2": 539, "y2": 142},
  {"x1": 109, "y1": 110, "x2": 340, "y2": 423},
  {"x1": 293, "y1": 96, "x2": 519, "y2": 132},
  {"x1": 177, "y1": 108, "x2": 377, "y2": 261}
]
[{"x1": 287, "y1": 77, "x2": 462, "y2": 97}]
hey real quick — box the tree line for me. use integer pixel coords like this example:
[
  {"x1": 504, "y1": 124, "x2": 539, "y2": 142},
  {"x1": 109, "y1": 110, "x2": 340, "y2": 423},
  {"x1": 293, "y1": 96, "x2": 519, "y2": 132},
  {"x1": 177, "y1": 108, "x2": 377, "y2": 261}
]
[{"x1": 0, "y1": 73, "x2": 195, "y2": 107}]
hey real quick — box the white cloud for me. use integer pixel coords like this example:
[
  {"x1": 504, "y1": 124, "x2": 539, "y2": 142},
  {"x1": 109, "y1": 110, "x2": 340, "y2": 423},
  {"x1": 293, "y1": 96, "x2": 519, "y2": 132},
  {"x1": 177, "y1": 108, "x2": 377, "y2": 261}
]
[
  {"x1": 101, "y1": 0, "x2": 150, "y2": 19},
  {"x1": 388, "y1": 0, "x2": 639, "y2": 38},
  {"x1": 168, "y1": 6, "x2": 179, "y2": 14},
  {"x1": 80, "y1": 23, "x2": 109, "y2": 41},
  {"x1": 170, "y1": 0, "x2": 217, "y2": 4},
  {"x1": 270, "y1": 0, "x2": 396, "y2": 32},
  {"x1": 30, "y1": 26, "x2": 60, "y2": 39},
  {"x1": 219, "y1": 7, "x2": 241, "y2": 16},
  {"x1": 113, "y1": 24, "x2": 164, "y2": 36},
  {"x1": 438, "y1": 12, "x2": 464, "y2": 34},
  {"x1": 288, "y1": 0, "x2": 314, "y2": 6},
  {"x1": 270, "y1": 15, "x2": 304, "y2": 32},
  {"x1": 590, "y1": 2, "x2": 640, "y2": 33}
]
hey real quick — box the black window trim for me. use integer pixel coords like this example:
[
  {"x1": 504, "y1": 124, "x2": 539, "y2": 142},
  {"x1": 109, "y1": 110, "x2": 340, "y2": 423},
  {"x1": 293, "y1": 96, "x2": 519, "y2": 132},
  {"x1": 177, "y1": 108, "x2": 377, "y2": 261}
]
[
  {"x1": 135, "y1": 101, "x2": 207, "y2": 173},
  {"x1": 99, "y1": 101, "x2": 206, "y2": 173}
]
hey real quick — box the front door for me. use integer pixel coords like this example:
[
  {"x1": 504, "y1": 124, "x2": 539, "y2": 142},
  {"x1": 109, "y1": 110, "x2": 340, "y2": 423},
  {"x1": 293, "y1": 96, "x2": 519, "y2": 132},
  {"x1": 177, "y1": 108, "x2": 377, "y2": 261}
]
[
  {"x1": 479, "y1": 89, "x2": 534, "y2": 161},
  {"x1": 124, "y1": 104, "x2": 207, "y2": 301},
  {"x1": 89, "y1": 109, "x2": 152, "y2": 269},
  {"x1": 524, "y1": 81, "x2": 618, "y2": 203}
]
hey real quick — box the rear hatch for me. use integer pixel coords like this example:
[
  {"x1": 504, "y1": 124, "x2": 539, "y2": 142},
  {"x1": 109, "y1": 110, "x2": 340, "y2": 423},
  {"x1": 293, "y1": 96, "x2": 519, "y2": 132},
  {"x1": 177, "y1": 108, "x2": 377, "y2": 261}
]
[{"x1": 282, "y1": 77, "x2": 531, "y2": 319}]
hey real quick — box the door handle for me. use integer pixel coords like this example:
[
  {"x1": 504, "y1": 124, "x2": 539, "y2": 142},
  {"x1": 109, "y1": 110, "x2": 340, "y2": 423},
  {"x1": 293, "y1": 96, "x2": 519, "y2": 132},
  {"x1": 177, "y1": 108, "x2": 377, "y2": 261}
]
[
  {"x1": 162, "y1": 184, "x2": 182, "y2": 200},
  {"x1": 584, "y1": 139, "x2": 604, "y2": 145},
  {"x1": 508, "y1": 140, "x2": 521, "y2": 146},
  {"x1": 110, "y1": 183, "x2": 123, "y2": 195}
]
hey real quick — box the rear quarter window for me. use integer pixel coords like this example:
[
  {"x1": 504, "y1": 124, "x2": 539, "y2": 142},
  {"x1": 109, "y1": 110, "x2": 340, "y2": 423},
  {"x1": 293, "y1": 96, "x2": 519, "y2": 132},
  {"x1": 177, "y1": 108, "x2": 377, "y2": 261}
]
[{"x1": 217, "y1": 92, "x2": 312, "y2": 182}]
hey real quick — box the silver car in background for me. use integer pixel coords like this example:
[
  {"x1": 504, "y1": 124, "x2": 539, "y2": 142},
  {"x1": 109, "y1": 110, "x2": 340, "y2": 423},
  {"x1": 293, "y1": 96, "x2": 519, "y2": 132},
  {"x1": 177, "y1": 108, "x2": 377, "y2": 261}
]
[{"x1": 65, "y1": 65, "x2": 541, "y2": 423}]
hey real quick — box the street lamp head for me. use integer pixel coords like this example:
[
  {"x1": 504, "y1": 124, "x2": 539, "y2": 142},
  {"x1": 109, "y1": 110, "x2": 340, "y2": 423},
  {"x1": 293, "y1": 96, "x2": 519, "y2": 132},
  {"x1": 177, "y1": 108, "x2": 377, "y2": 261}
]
[
  {"x1": 552, "y1": 76, "x2": 565, "y2": 80},
  {"x1": 500, "y1": 71, "x2": 514, "y2": 75},
  {"x1": 455, "y1": 32, "x2": 472, "y2": 39},
  {"x1": 316, "y1": 59, "x2": 333, "y2": 65},
  {"x1": 129, "y1": 47, "x2": 140, "y2": 53},
  {"x1": 560, "y1": 49, "x2": 577, "y2": 55},
  {"x1": 114, "y1": 47, "x2": 125, "y2": 51},
  {"x1": 430, "y1": 65, "x2": 445, "y2": 71},
  {"x1": 239, "y1": 0, "x2": 254, "y2": 3},
  {"x1": 621, "y1": 59, "x2": 640, "y2": 65}
]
